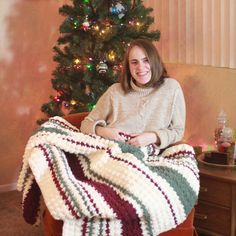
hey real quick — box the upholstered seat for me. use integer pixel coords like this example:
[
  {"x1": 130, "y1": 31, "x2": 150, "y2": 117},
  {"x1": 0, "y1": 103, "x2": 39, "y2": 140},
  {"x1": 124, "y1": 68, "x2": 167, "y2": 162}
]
[{"x1": 42, "y1": 207, "x2": 196, "y2": 236}]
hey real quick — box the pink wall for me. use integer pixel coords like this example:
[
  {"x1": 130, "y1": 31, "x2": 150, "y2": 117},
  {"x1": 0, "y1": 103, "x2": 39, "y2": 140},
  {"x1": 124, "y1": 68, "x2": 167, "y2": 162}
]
[
  {"x1": 0, "y1": 0, "x2": 68, "y2": 188},
  {"x1": 0, "y1": 1, "x2": 236, "y2": 190}
]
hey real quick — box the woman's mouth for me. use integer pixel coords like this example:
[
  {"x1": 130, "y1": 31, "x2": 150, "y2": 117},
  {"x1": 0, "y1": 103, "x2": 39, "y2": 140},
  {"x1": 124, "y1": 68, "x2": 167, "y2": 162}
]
[{"x1": 136, "y1": 70, "x2": 150, "y2": 76}]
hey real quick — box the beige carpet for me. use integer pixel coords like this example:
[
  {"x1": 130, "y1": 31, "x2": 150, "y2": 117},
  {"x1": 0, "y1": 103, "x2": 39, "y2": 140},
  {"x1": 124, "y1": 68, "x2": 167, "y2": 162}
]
[{"x1": 0, "y1": 190, "x2": 43, "y2": 236}]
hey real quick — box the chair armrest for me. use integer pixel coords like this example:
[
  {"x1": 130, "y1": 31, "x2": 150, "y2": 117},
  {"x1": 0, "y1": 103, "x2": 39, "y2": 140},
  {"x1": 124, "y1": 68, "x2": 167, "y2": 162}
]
[{"x1": 63, "y1": 112, "x2": 89, "y2": 128}]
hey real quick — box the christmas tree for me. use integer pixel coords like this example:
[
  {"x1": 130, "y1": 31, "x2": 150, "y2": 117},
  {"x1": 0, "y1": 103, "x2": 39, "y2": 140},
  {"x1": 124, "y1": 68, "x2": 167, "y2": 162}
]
[{"x1": 39, "y1": 0, "x2": 160, "y2": 123}]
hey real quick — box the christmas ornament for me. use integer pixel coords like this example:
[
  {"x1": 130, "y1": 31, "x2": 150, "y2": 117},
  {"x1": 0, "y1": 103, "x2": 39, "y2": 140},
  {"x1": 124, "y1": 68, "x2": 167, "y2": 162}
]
[
  {"x1": 107, "y1": 50, "x2": 116, "y2": 61},
  {"x1": 82, "y1": 16, "x2": 90, "y2": 31},
  {"x1": 53, "y1": 96, "x2": 61, "y2": 103},
  {"x1": 110, "y1": 3, "x2": 125, "y2": 19},
  {"x1": 96, "y1": 61, "x2": 108, "y2": 74}
]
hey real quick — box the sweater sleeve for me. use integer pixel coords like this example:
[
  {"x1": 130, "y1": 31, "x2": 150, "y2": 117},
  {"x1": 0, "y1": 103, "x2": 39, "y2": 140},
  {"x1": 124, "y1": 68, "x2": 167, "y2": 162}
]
[
  {"x1": 80, "y1": 86, "x2": 113, "y2": 134},
  {"x1": 156, "y1": 83, "x2": 186, "y2": 149}
]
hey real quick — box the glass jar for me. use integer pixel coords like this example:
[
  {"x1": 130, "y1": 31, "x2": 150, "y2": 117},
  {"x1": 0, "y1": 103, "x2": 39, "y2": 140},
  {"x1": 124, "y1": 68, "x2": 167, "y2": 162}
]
[
  {"x1": 217, "y1": 127, "x2": 234, "y2": 153},
  {"x1": 214, "y1": 110, "x2": 227, "y2": 151}
]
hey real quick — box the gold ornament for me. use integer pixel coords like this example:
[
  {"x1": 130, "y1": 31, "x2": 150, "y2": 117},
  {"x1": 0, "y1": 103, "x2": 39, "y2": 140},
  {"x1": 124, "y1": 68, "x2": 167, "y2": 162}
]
[{"x1": 108, "y1": 50, "x2": 116, "y2": 61}]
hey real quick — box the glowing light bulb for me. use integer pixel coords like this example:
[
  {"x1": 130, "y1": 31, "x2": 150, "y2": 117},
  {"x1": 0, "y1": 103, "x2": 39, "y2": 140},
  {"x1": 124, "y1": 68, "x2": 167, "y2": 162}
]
[
  {"x1": 70, "y1": 99, "x2": 77, "y2": 105},
  {"x1": 74, "y1": 58, "x2": 80, "y2": 64},
  {"x1": 94, "y1": 25, "x2": 99, "y2": 31}
]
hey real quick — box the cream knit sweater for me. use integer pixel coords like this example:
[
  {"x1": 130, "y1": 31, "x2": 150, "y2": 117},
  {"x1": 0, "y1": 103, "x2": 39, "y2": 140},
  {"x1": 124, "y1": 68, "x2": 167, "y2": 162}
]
[{"x1": 80, "y1": 78, "x2": 186, "y2": 149}]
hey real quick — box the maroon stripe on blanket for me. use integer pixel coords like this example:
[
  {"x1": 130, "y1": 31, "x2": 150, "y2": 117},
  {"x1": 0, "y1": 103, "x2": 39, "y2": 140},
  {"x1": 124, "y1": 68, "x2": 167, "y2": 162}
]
[
  {"x1": 82, "y1": 217, "x2": 88, "y2": 236},
  {"x1": 23, "y1": 179, "x2": 41, "y2": 225},
  {"x1": 106, "y1": 148, "x2": 178, "y2": 225},
  {"x1": 106, "y1": 219, "x2": 110, "y2": 236},
  {"x1": 39, "y1": 145, "x2": 80, "y2": 219},
  {"x1": 66, "y1": 153, "x2": 143, "y2": 236}
]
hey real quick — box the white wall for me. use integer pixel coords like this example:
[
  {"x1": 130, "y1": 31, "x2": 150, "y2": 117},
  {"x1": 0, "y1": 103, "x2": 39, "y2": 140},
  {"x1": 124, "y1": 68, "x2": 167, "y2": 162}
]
[{"x1": 145, "y1": 0, "x2": 236, "y2": 68}]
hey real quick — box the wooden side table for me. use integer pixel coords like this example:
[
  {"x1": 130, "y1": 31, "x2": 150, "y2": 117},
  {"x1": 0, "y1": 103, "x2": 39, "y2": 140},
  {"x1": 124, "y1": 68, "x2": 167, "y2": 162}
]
[{"x1": 194, "y1": 153, "x2": 236, "y2": 236}]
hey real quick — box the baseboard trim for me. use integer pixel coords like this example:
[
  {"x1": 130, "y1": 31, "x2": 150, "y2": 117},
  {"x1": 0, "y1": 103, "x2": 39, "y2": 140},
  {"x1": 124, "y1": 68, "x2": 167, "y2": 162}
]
[{"x1": 0, "y1": 183, "x2": 17, "y2": 192}]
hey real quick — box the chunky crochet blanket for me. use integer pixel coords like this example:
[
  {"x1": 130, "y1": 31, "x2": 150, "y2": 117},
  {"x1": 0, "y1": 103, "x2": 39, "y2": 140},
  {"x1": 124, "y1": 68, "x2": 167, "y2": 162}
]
[{"x1": 17, "y1": 116, "x2": 199, "y2": 236}]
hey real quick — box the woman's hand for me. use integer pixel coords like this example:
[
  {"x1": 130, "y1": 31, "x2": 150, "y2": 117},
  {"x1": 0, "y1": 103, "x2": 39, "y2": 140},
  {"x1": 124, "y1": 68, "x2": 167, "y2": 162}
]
[
  {"x1": 96, "y1": 126, "x2": 126, "y2": 142},
  {"x1": 127, "y1": 132, "x2": 159, "y2": 147}
]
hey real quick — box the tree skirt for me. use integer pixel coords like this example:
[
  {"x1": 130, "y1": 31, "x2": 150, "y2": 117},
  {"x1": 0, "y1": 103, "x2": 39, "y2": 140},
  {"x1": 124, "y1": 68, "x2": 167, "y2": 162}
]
[{"x1": 17, "y1": 116, "x2": 199, "y2": 236}]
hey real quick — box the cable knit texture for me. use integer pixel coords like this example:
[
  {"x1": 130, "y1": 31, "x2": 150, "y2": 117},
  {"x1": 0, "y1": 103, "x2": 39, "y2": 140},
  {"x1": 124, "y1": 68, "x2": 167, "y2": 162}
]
[
  {"x1": 81, "y1": 78, "x2": 186, "y2": 149},
  {"x1": 17, "y1": 117, "x2": 199, "y2": 236}
]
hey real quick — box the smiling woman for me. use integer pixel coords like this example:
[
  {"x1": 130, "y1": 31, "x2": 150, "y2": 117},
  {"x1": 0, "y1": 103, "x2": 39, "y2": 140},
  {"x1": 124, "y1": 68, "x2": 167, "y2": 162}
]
[{"x1": 81, "y1": 39, "x2": 186, "y2": 151}]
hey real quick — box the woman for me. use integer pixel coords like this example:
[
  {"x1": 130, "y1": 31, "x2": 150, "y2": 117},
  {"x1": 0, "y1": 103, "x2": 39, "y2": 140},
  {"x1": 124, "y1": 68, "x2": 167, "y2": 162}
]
[
  {"x1": 18, "y1": 40, "x2": 198, "y2": 236},
  {"x1": 81, "y1": 39, "x2": 186, "y2": 151}
]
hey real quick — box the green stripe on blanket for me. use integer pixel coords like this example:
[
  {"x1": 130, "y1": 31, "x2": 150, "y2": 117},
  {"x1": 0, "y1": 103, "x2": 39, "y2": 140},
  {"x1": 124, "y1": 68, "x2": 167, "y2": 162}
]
[
  {"x1": 150, "y1": 165, "x2": 197, "y2": 214},
  {"x1": 117, "y1": 141, "x2": 198, "y2": 215}
]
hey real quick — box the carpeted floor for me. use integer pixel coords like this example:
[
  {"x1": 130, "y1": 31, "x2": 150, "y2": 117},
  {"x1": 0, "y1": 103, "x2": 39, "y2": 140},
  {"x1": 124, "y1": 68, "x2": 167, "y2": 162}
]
[{"x1": 0, "y1": 190, "x2": 43, "y2": 236}]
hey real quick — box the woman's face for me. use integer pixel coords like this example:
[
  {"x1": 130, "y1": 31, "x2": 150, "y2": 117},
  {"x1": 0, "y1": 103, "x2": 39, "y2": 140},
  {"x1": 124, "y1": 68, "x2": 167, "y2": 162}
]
[{"x1": 128, "y1": 46, "x2": 151, "y2": 87}]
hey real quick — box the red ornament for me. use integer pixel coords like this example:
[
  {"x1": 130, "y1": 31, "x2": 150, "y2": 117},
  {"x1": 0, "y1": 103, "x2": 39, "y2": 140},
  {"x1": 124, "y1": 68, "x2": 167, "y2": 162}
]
[
  {"x1": 53, "y1": 96, "x2": 61, "y2": 102},
  {"x1": 82, "y1": 17, "x2": 90, "y2": 31}
]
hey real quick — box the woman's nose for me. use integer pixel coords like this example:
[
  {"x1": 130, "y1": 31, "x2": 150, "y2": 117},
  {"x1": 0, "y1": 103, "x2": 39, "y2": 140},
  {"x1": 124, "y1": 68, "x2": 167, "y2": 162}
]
[{"x1": 137, "y1": 61, "x2": 144, "y2": 69}]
